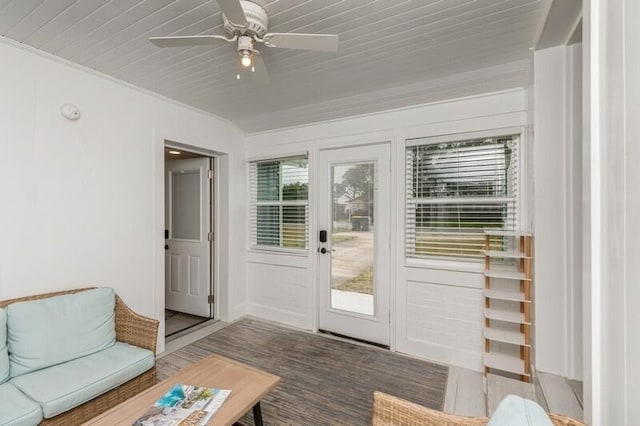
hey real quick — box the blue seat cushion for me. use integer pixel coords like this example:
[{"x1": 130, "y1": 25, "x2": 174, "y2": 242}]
[
  {"x1": 11, "y1": 342, "x2": 154, "y2": 419},
  {"x1": 0, "y1": 382, "x2": 43, "y2": 426},
  {"x1": 7, "y1": 288, "x2": 116, "y2": 377},
  {"x1": 0, "y1": 309, "x2": 9, "y2": 383},
  {"x1": 488, "y1": 394, "x2": 553, "y2": 426}
]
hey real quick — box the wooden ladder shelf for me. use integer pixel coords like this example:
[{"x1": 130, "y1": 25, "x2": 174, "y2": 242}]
[{"x1": 483, "y1": 230, "x2": 533, "y2": 383}]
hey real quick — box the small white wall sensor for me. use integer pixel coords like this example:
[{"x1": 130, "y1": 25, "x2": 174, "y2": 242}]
[{"x1": 60, "y1": 104, "x2": 81, "y2": 121}]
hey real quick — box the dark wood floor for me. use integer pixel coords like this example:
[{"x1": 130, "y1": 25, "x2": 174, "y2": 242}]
[{"x1": 157, "y1": 318, "x2": 448, "y2": 425}]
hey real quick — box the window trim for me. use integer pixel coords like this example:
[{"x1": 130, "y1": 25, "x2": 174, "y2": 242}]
[
  {"x1": 404, "y1": 131, "x2": 522, "y2": 262},
  {"x1": 405, "y1": 127, "x2": 523, "y2": 147},
  {"x1": 249, "y1": 154, "x2": 309, "y2": 253}
]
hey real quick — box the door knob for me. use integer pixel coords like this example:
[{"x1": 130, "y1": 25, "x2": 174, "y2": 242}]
[
  {"x1": 165, "y1": 245, "x2": 169, "y2": 250},
  {"x1": 319, "y1": 247, "x2": 327, "y2": 254}
]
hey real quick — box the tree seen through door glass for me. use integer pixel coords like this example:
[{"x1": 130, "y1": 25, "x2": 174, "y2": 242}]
[{"x1": 330, "y1": 162, "x2": 375, "y2": 316}]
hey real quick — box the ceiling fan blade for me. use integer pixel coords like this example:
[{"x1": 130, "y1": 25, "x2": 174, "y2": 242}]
[
  {"x1": 264, "y1": 33, "x2": 339, "y2": 52},
  {"x1": 216, "y1": 0, "x2": 247, "y2": 26},
  {"x1": 251, "y1": 51, "x2": 270, "y2": 86},
  {"x1": 149, "y1": 35, "x2": 229, "y2": 48}
]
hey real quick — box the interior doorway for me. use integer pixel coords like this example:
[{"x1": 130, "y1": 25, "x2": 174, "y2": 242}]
[{"x1": 164, "y1": 146, "x2": 216, "y2": 338}]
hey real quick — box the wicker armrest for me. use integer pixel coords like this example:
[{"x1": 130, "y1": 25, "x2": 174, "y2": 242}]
[
  {"x1": 115, "y1": 295, "x2": 159, "y2": 354},
  {"x1": 372, "y1": 391, "x2": 488, "y2": 426},
  {"x1": 372, "y1": 392, "x2": 586, "y2": 426},
  {"x1": 548, "y1": 414, "x2": 586, "y2": 426}
]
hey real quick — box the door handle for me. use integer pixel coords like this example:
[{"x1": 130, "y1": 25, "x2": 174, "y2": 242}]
[{"x1": 318, "y1": 247, "x2": 335, "y2": 254}]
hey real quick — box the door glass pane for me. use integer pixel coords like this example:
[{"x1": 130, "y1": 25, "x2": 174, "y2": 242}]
[
  {"x1": 171, "y1": 170, "x2": 200, "y2": 240},
  {"x1": 330, "y1": 162, "x2": 375, "y2": 316}
]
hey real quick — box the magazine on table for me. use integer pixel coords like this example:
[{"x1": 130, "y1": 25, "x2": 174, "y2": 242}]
[{"x1": 133, "y1": 384, "x2": 231, "y2": 426}]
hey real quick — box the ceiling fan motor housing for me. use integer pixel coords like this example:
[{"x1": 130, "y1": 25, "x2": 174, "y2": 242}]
[
  {"x1": 238, "y1": 35, "x2": 254, "y2": 54},
  {"x1": 223, "y1": 1, "x2": 269, "y2": 37}
]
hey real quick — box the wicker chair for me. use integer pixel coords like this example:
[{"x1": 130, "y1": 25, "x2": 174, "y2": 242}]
[
  {"x1": 372, "y1": 391, "x2": 586, "y2": 426},
  {"x1": 0, "y1": 288, "x2": 159, "y2": 425}
]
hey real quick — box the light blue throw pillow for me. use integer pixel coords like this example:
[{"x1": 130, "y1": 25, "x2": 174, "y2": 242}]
[
  {"x1": 0, "y1": 309, "x2": 8, "y2": 384},
  {"x1": 7, "y1": 288, "x2": 116, "y2": 377},
  {"x1": 488, "y1": 395, "x2": 553, "y2": 426}
]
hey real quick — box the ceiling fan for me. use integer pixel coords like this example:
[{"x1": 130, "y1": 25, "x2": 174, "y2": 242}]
[{"x1": 149, "y1": 0, "x2": 339, "y2": 83}]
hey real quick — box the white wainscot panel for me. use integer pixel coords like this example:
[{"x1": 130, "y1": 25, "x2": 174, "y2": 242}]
[
  {"x1": 247, "y1": 261, "x2": 310, "y2": 329},
  {"x1": 404, "y1": 266, "x2": 484, "y2": 289},
  {"x1": 401, "y1": 280, "x2": 484, "y2": 371}
]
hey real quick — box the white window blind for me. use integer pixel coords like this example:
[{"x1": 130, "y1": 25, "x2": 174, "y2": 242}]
[
  {"x1": 405, "y1": 135, "x2": 519, "y2": 259},
  {"x1": 249, "y1": 155, "x2": 309, "y2": 250}
]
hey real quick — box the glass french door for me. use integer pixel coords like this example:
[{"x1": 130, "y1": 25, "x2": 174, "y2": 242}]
[{"x1": 317, "y1": 144, "x2": 390, "y2": 346}]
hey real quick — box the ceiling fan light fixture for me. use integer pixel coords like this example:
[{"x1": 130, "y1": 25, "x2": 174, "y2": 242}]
[{"x1": 241, "y1": 52, "x2": 252, "y2": 67}]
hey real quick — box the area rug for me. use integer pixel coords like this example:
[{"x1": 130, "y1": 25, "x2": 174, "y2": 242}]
[{"x1": 157, "y1": 318, "x2": 448, "y2": 425}]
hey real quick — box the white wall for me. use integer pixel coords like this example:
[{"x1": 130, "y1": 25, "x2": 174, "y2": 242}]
[
  {"x1": 584, "y1": 0, "x2": 640, "y2": 423},
  {"x1": 625, "y1": 1, "x2": 640, "y2": 420},
  {"x1": 245, "y1": 90, "x2": 529, "y2": 371},
  {"x1": 0, "y1": 39, "x2": 247, "y2": 353},
  {"x1": 566, "y1": 43, "x2": 583, "y2": 382},
  {"x1": 533, "y1": 44, "x2": 583, "y2": 379}
]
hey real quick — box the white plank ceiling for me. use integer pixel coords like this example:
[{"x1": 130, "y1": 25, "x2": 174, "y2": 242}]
[{"x1": 0, "y1": 0, "x2": 549, "y2": 132}]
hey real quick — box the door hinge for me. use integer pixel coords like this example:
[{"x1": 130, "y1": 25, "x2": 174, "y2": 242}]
[
  {"x1": 208, "y1": 169, "x2": 213, "y2": 180},
  {"x1": 208, "y1": 231, "x2": 214, "y2": 242},
  {"x1": 208, "y1": 294, "x2": 214, "y2": 304}
]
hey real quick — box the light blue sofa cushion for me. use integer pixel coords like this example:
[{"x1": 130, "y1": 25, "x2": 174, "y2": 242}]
[
  {"x1": 0, "y1": 309, "x2": 9, "y2": 384},
  {"x1": 0, "y1": 382, "x2": 43, "y2": 426},
  {"x1": 488, "y1": 395, "x2": 553, "y2": 426},
  {"x1": 7, "y1": 288, "x2": 116, "y2": 377},
  {"x1": 11, "y1": 342, "x2": 154, "y2": 419}
]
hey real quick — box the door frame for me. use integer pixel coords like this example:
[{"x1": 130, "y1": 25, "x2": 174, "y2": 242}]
[
  {"x1": 312, "y1": 139, "x2": 396, "y2": 349},
  {"x1": 164, "y1": 141, "x2": 218, "y2": 320}
]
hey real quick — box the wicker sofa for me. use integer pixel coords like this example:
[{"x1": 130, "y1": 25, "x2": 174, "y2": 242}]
[
  {"x1": 372, "y1": 391, "x2": 586, "y2": 426},
  {"x1": 0, "y1": 288, "x2": 159, "y2": 425}
]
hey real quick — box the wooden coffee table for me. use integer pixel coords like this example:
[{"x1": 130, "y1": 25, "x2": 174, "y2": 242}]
[{"x1": 84, "y1": 354, "x2": 280, "y2": 426}]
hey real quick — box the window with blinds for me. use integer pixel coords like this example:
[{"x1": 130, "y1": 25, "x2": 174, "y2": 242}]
[
  {"x1": 405, "y1": 135, "x2": 519, "y2": 259},
  {"x1": 249, "y1": 155, "x2": 309, "y2": 250}
]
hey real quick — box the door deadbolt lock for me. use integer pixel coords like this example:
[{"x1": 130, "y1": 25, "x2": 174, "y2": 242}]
[{"x1": 319, "y1": 247, "x2": 327, "y2": 254}]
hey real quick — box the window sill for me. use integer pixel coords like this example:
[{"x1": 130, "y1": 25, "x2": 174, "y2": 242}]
[
  {"x1": 248, "y1": 247, "x2": 309, "y2": 257},
  {"x1": 404, "y1": 257, "x2": 484, "y2": 274}
]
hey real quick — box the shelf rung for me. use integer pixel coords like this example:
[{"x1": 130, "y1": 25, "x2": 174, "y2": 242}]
[
  {"x1": 484, "y1": 270, "x2": 531, "y2": 281},
  {"x1": 483, "y1": 250, "x2": 531, "y2": 259},
  {"x1": 485, "y1": 307, "x2": 530, "y2": 325},
  {"x1": 484, "y1": 289, "x2": 530, "y2": 303},
  {"x1": 484, "y1": 327, "x2": 529, "y2": 346},
  {"x1": 484, "y1": 351, "x2": 529, "y2": 376}
]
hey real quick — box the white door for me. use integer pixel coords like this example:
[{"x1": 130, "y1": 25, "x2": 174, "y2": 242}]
[
  {"x1": 165, "y1": 157, "x2": 212, "y2": 317},
  {"x1": 317, "y1": 144, "x2": 391, "y2": 346}
]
